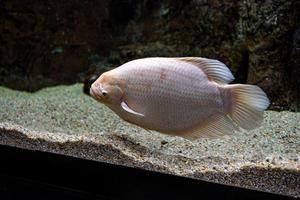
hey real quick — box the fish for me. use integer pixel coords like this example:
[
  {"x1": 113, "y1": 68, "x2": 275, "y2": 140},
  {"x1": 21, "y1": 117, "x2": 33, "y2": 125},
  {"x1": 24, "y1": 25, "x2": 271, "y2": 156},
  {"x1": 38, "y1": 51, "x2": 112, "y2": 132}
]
[{"x1": 90, "y1": 57, "x2": 270, "y2": 140}]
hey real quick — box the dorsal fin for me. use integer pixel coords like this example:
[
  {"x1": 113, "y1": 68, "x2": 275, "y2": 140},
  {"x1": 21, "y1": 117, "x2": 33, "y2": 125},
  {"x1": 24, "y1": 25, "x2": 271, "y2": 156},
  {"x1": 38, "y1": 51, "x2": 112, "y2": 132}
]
[{"x1": 176, "y1": 57, "x2": 235, "y2": 84}]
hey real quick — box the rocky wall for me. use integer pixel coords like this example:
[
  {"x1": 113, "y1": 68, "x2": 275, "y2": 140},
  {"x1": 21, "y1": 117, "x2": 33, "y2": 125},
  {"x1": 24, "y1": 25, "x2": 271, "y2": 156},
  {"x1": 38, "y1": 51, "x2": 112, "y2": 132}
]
[{"x1": 0, "y1": 0, "x2": 299, "y2": 110}]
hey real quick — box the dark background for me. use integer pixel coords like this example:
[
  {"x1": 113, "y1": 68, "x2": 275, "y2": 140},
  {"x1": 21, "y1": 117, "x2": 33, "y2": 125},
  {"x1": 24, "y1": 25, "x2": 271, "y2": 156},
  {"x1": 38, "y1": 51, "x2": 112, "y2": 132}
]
[
  {"x1": 0, "y1": 145, "x2": 294, "y2": 200},
  {"x1": 0, "y1": 0, "x2": 299, "y2": 110}
]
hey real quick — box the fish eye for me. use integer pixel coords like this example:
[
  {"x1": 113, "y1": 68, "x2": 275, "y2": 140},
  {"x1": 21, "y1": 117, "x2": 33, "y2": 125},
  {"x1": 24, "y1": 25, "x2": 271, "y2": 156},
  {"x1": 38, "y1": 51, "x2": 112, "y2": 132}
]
[{"x1": 102, "y1": 91, "x2": 107, "y2": 96}]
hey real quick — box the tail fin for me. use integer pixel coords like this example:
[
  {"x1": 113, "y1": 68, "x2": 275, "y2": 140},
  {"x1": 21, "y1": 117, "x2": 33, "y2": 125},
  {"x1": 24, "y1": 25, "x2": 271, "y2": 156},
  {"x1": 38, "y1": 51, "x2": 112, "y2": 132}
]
[{"x1": 225, "y1": 84, "x2": 270, "y2": 130}]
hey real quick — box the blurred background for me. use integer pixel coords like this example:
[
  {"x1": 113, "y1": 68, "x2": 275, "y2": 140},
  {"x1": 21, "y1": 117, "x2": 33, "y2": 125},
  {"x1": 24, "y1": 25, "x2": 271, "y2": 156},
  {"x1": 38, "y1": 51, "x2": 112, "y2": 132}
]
[{"x1": 0, "y1": 0, "x2": 299, "y2": 111}]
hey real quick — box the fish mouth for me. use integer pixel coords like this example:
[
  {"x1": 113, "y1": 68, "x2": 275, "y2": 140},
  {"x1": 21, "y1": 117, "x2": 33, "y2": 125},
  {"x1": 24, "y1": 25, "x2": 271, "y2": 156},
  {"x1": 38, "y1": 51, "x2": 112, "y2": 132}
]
[{"x1": 90, "y1": 86, "x2": 103, "y2": 101}]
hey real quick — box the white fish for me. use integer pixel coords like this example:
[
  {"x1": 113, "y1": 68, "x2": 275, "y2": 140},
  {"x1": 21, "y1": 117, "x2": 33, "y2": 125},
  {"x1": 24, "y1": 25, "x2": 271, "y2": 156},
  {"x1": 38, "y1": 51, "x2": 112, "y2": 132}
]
[{"x1": 90, "y1": 57, "x2": 270, "y2": 139}]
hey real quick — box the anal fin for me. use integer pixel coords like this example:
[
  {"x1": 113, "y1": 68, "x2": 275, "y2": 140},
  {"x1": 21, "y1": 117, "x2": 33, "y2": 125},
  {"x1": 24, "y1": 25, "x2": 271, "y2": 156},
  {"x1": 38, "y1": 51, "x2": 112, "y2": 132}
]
[{"x1": 180, "y1": 114, "x2": 239, "y2": 140}]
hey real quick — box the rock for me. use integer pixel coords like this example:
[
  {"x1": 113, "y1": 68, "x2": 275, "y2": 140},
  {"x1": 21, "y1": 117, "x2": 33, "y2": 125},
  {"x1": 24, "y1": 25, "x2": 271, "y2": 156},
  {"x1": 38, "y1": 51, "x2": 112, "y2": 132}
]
[
  {"x1": 0, "y1": 0, "x2": 299, "y2": 109},
  {"x1": 85, "y1": 0, "x2": 300, "y2": 110},
  {"x1": 287, "y1": 26, "x2": 300, "y2": 111},
  {"x1": 0, "y1": 0, "x2": 111, "y2": 91},
  {"x1": 0, "y1": 84, "x2": 299, "y2": 197}
]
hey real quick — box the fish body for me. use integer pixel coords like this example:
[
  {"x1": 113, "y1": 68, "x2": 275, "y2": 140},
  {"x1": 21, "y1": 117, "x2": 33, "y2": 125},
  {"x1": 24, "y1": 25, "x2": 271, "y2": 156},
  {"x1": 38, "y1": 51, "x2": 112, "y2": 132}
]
[{"x1": 90, "y1": 57, "x2": 269, "y2": 139}]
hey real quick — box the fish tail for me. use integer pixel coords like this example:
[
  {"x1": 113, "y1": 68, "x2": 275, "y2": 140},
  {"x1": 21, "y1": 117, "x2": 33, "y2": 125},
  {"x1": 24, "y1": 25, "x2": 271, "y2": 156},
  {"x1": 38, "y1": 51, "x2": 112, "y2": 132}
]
[{"x1": 222, "y1": 84, "x2": 270, "y2": 130}]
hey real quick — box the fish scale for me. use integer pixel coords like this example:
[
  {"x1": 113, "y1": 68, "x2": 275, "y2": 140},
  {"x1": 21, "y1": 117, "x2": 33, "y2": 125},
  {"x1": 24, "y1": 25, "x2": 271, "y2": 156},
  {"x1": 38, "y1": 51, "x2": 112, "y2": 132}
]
[
  {"x1": 90, "y1": 57, "x2": 269, "y2": 139},
  {"x1": 113, "y1": 58, "x2": 223, "y2": 133}
]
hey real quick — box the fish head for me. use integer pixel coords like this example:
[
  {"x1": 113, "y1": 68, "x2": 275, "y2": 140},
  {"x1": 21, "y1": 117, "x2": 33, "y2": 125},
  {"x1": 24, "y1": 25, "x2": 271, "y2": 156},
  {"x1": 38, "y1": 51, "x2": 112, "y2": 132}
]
[{"x1": 90, "y1": 72, "x2": 123, "y2": 105}]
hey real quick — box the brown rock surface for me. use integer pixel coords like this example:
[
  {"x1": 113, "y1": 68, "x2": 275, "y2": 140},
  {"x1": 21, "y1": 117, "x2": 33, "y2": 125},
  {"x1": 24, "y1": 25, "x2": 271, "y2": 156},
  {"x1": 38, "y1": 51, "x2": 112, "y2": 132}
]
[{"x1": 0, "y1": 0, "x2": 299, "y2": 110}]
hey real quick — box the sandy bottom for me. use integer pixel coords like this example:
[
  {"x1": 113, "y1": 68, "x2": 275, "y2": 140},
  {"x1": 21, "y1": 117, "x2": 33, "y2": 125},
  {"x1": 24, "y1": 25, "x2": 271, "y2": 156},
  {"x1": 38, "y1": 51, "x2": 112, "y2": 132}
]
[{"x1": 0, "y1": 84, "x2": 299, "y2": 197}]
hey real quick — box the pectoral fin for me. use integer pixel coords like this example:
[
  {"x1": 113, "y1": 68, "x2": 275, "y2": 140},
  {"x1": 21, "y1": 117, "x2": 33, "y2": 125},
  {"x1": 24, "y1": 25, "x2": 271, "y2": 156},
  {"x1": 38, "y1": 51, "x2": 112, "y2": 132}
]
[{"x1": 121, "y1": 101, "x2": 144, "y2": 117}]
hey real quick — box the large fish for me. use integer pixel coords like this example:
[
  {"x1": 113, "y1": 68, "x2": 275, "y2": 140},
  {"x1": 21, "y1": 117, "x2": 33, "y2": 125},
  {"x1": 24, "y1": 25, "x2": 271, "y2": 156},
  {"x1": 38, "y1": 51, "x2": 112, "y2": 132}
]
[{"x1": 90, "y1": 57, "x2": 269, "y2": 139}]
